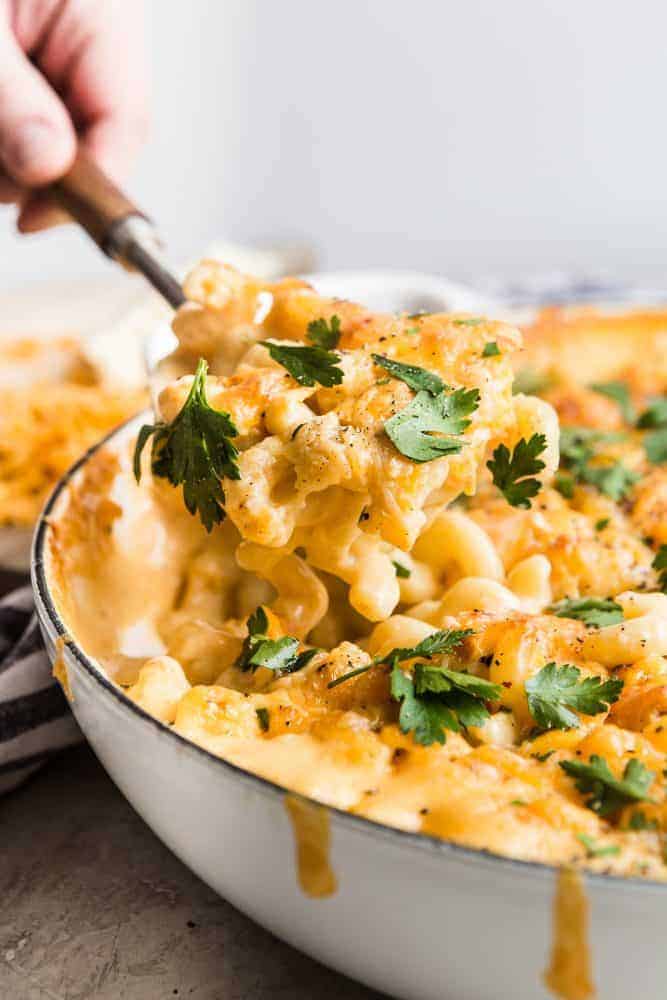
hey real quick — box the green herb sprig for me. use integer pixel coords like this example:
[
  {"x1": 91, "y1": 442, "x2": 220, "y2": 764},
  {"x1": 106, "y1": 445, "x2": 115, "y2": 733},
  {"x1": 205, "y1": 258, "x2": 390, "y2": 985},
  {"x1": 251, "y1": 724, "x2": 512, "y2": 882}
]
[
  {"x1": 260, "y1": 340, "x2": 344, "y2": 387},
  {"x1": 653, "y1": 546, "x2": 667, "y2": 593},
  {"x1": 525, "y1": 663, "x2": 622, "y2": 731},
  {"x1": 560, "y1": 755, "x2": 655, "y2": 818},
  {"x1": 307, "y1": 315, "x2": 341, "y2": 350},
  {"x1": 134, "y1": 358, "x2": 240, "y2": 532},
  {"x1": 236, "y1": 607, "x2": 320, "y2": 675},
  {"x1": 487, "y1": 434, "x2": 547, "y2": 508},
  {"x1": 549, "y1": 597, "x2": 624, "y2": 628}
]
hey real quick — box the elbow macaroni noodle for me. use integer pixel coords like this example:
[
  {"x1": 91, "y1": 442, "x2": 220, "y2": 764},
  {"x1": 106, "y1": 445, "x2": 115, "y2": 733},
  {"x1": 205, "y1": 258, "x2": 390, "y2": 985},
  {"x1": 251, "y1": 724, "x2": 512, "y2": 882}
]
[{"x1": 50, "y1": 265, "x2": 667, "y2": 880}]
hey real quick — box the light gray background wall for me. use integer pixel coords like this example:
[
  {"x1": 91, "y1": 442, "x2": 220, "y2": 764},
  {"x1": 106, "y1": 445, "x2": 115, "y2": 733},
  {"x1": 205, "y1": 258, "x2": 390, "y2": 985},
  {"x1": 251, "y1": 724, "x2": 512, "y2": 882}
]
[{"x1": 1, "y1": 0, "x2": 666, "y2": 291}]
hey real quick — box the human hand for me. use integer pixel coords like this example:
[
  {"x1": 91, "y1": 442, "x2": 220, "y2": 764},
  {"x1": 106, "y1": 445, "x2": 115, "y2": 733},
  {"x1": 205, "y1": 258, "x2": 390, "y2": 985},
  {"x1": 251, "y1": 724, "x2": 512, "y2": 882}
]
[{"x1": 0, "y1": 0, "x2": 148, "y2": 232}]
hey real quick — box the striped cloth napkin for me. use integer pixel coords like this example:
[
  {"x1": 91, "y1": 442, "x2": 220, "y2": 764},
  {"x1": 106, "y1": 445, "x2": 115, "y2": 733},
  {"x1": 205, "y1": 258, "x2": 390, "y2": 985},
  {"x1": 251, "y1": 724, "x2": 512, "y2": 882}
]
[{"x1": 0, "y1": 585, "x2": 81, "y2": 795}]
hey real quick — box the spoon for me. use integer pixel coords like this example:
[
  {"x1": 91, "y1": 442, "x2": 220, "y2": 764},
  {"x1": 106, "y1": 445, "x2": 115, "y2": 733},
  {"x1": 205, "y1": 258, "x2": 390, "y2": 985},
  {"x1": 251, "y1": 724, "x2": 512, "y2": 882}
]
[{"x1": 49, "y1": 148, "x2": 185, "y2": 310}]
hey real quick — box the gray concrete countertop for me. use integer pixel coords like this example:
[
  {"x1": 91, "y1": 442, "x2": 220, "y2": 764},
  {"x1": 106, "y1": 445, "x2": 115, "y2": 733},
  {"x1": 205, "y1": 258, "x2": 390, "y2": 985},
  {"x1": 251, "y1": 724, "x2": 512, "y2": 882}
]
[{"x1": 0, "y1": 745, "x2": 385, "y2": 1000}]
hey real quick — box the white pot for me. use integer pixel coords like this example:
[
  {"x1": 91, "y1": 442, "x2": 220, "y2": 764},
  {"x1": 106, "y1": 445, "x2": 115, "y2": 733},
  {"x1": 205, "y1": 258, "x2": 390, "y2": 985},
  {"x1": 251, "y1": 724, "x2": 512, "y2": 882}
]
[{"x1": 31, "y1": 416, "x2": 667, "y2": 1000}]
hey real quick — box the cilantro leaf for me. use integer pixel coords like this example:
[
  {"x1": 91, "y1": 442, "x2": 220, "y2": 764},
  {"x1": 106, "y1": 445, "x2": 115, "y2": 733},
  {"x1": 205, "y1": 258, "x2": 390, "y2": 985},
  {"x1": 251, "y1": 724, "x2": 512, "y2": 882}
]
[
  {"x1": 391, "y1": 660, "x2": 501, "y2": 745},
  {"x1": 590, "y1": 381, "x2": 636, "y2": 423},
  {"x1": 525, "y1": 662, "x2": 623, "y2": 731},
  {"x1": 133, "y1": 358, "x2": 240, "y2": 532},
  {"x1": 582, "y1": 462, "x2": 641, "y2": 501},
  {"x1": 636, "y1": 397, "x2": 667, "y2": 429},
  {"x1": 392, "y1": 560, "x2": 411, "y2": 578},
  {"x1": 260, "y1": 340, "x2": 343, "y2": 387},
  {"x1": 384, "y1": 387, "x2": 480, "y2": 463},
  {"x1": 390, "y1": 665, "x2": 459, "y2": 745},
  {"x1": 644, "y1": 427, "x2": 667, "y2": 465},
  {"x1": 653, "y1": 545, "x2": 667, "y2": 593},
  {"x1": 482, "y1": 341, "x2": 500, "y2": 357},
  {"x1": 487, "y1": 434, "x2": 546, "y2": 508},
  {"x1": 576, "y1": 833, "x2": 621, "y2": 858},
  {"x1": 559, "y1": 427, "x2": 638, "y2": 501},
  {"x1": 549, "y1": 597, "x2": 624, "y2": 628},
  {"x1": 413, "y1": 663, "x2": 501, "y2": 700},
  {"x1": 372, "y1": 354, "x2": 446, "y2": 395},
  {"x1": 377, "y1": 628, "x2": 475, "y2": 666},
  {"x1": 235, "y1": 606, "x2": 319, "y2": 675},
  {"x1": 327, "y1": 627, "x2": 474, "y2": 690},
  {"x1": 627, "y1": 810, "x2": 658, "y2": 831},
  {"x1": 512, "y1": 369, "x2": 553, "y2": 396},
  {"x1": 453, "y1": 317, "x2": 483, "y2": 327},
  {"x1": 381, "y1": 629, "x2": 499, "y2": 747},
  {"x1": 560, "y1": 755, "x2": 655, "y2": 817},
  {"x1": 559, "y1": 427, "x2": 624, "y2": 465},
  {"x1": 256, "y1": 707, "x2": 270, "y2": 732},
  {"x1": 307, "y1": 315, "x2": 341, "y2": 350},
  {"x1": 595, "y1": 518, "x2": 610, "y2": 532},
  {"x1": 327, "y1": 665, "x2": 376, "y2": 690}
]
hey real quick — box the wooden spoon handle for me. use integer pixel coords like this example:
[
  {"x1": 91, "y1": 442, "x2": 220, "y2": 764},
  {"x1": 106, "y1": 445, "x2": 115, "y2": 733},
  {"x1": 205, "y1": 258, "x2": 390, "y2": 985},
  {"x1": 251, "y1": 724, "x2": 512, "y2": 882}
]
[{"x1": 51, "y1": 148, "x2": 146, "y2": 253}]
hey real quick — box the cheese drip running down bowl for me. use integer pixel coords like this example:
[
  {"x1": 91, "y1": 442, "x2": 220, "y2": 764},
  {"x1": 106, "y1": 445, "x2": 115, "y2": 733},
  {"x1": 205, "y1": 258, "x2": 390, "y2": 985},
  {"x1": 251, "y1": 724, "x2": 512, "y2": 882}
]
[{"x1": 33, "y1": 265, "x2": 667, "y2": 1000}]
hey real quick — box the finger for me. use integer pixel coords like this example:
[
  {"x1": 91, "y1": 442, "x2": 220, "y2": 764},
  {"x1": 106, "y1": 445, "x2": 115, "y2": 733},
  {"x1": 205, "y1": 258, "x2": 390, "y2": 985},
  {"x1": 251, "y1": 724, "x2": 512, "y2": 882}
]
[
  {"x1": 0, "y1": 170, "x2": 23, "y2": 204},
  {"x1": 0, "y1": 29, "x2": 76, "y2": 186},
  {"x1": 17, "y1": 192, "x2": 70, "y2": 234},
  {"x1": 38, "y1": 1, "x2": 150, "y2": 182}
]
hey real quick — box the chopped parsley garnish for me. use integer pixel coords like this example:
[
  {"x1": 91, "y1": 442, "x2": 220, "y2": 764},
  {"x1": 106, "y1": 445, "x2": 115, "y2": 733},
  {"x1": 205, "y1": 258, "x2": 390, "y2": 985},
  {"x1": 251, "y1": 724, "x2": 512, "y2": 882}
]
[
  {"x1": 307, "y1": 314, "x2": 341, "y2": 350},
  {"x1": 382, "y1": 629, "x2": 500, "y2": 745},
  {"x1": 391, "y1": 660, "x2": 501, "y2": 746},
  {"x1": 482, "y1": 341, "x2": 500, "y2": 357},
  {"x1": 235, "y1": 607, "x2": 319, "y2": 675},
  {"x1": 371, "y1": 354, "x2": 446, "y2": 395},
  {"x1": 627, "y1": 810, "x2": 658, "y2": 831},
  {"x1": 378, "y1": 629, "x2": 475, "y2": 666},
  {"x1": 652, "y1": 546, "x2": 667, "y2": 593},
  {"x1": 512, "y1": 369, "x2": 553, "y2": 396},
  {"x1": 392, "y1": 560, "x2": 411, "y2": 579},
  {"x1": 549, "y1": 597, "x2": 624, "y2": 628},
  {"x1": 554, "y1": 472, "x2": 575, "y2": 499},
  {"x1": 256, "y1": 707, "x2": 270, "y2": 732},
  {"x1": 560, "y1": 755, "x2": 655, "y2": 817},
  {"x1": 637, "y1": 397, "x2": 667, "y2": 429},
  {"x1": 525, "y1": 663, "x2": 622, "y2": 731},
  {"x1": 576, "y1": 833, "x2": 621, "y2": 858},
  {"x1": 453, "y1": 317, "x2": 483, "y2": 327},
  {"x1": 532, "y1": 750, "x2": 555, "y2": 762},
  {"x1": 487, "y1": 433, "x2": 546, "y2": 508},
  {"x1": 383, "y1": 386, "x2": 480, "y2": 463},
  {"x1": 584, "y1": 462, "x2": 640, "y2": 500},
  {"x1": 559, "y1": 427, "x2": 639, "y2": 501},
  {"x1": 590, "y1": 381, "x2": 636, "y2": 423},
  {"x1": 327, "y1": 665, "x2": 375, "y2": 690},
  {"x1": 134, "y1": 357, "x2": 240, "y2": 532},
  {"x1": 595, "y1": 518, "x2": 610, "y2": 532},
  {"x1": 327, "y1": 627, "x2": 471, "y2": 687},
  {"x1": 644, "y1": 427, "x2": 667, "y2": 464},
  {"x1": 260, "y1": 340, "x2": 344, "y2": 387},
  {"x1": 328, "y1": 627, "x2": 502, "y2": 746}
]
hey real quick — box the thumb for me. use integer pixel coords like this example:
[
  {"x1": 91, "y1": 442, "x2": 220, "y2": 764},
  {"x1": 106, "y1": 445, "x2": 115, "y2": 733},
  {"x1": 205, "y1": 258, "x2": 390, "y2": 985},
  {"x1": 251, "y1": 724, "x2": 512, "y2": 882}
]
[{"x1": 0, "y1": 31, "x2": 76, "y2": 186}]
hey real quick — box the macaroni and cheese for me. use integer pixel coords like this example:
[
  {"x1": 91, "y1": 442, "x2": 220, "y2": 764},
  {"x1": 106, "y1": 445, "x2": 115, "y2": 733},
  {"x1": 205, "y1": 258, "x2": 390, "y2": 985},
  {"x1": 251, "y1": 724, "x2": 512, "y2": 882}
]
[{"x1": 49, "y1": 265, "x2": 667, "y2": 881}]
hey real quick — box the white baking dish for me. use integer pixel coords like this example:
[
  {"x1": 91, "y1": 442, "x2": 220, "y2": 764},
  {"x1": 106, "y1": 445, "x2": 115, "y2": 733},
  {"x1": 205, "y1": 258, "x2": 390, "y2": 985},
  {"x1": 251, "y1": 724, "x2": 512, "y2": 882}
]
[{"x1": 31, "y1": 410, "x2": 667, "y2": 1000}]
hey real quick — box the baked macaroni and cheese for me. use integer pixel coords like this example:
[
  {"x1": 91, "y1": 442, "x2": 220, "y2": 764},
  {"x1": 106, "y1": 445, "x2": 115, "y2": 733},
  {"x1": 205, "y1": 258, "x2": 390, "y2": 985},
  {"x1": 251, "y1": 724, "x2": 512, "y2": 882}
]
[
  {"x1": 49, "y1": 263, "x2": 667, "y2": 881},
  {"x1": 0, "y1": 333, "x2": 146, "y2": 531}
]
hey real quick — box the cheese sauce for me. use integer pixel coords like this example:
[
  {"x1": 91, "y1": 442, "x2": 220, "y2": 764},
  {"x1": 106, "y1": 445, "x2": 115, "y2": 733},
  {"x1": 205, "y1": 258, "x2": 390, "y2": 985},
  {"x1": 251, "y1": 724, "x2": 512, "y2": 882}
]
[
  {"x1": 285, "y1": 794, "x2": 338, "y2": 898},
  {"x1": 544, "y1": 868, "x2": 595, "y2": 1000}
]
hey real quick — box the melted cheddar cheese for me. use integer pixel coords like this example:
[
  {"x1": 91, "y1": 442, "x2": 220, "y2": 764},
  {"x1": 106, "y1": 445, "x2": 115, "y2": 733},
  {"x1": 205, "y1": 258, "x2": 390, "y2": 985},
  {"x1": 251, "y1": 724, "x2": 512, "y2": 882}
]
[{"x1": 48, "y1": 268, "x2": 667, "y2": 881}]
